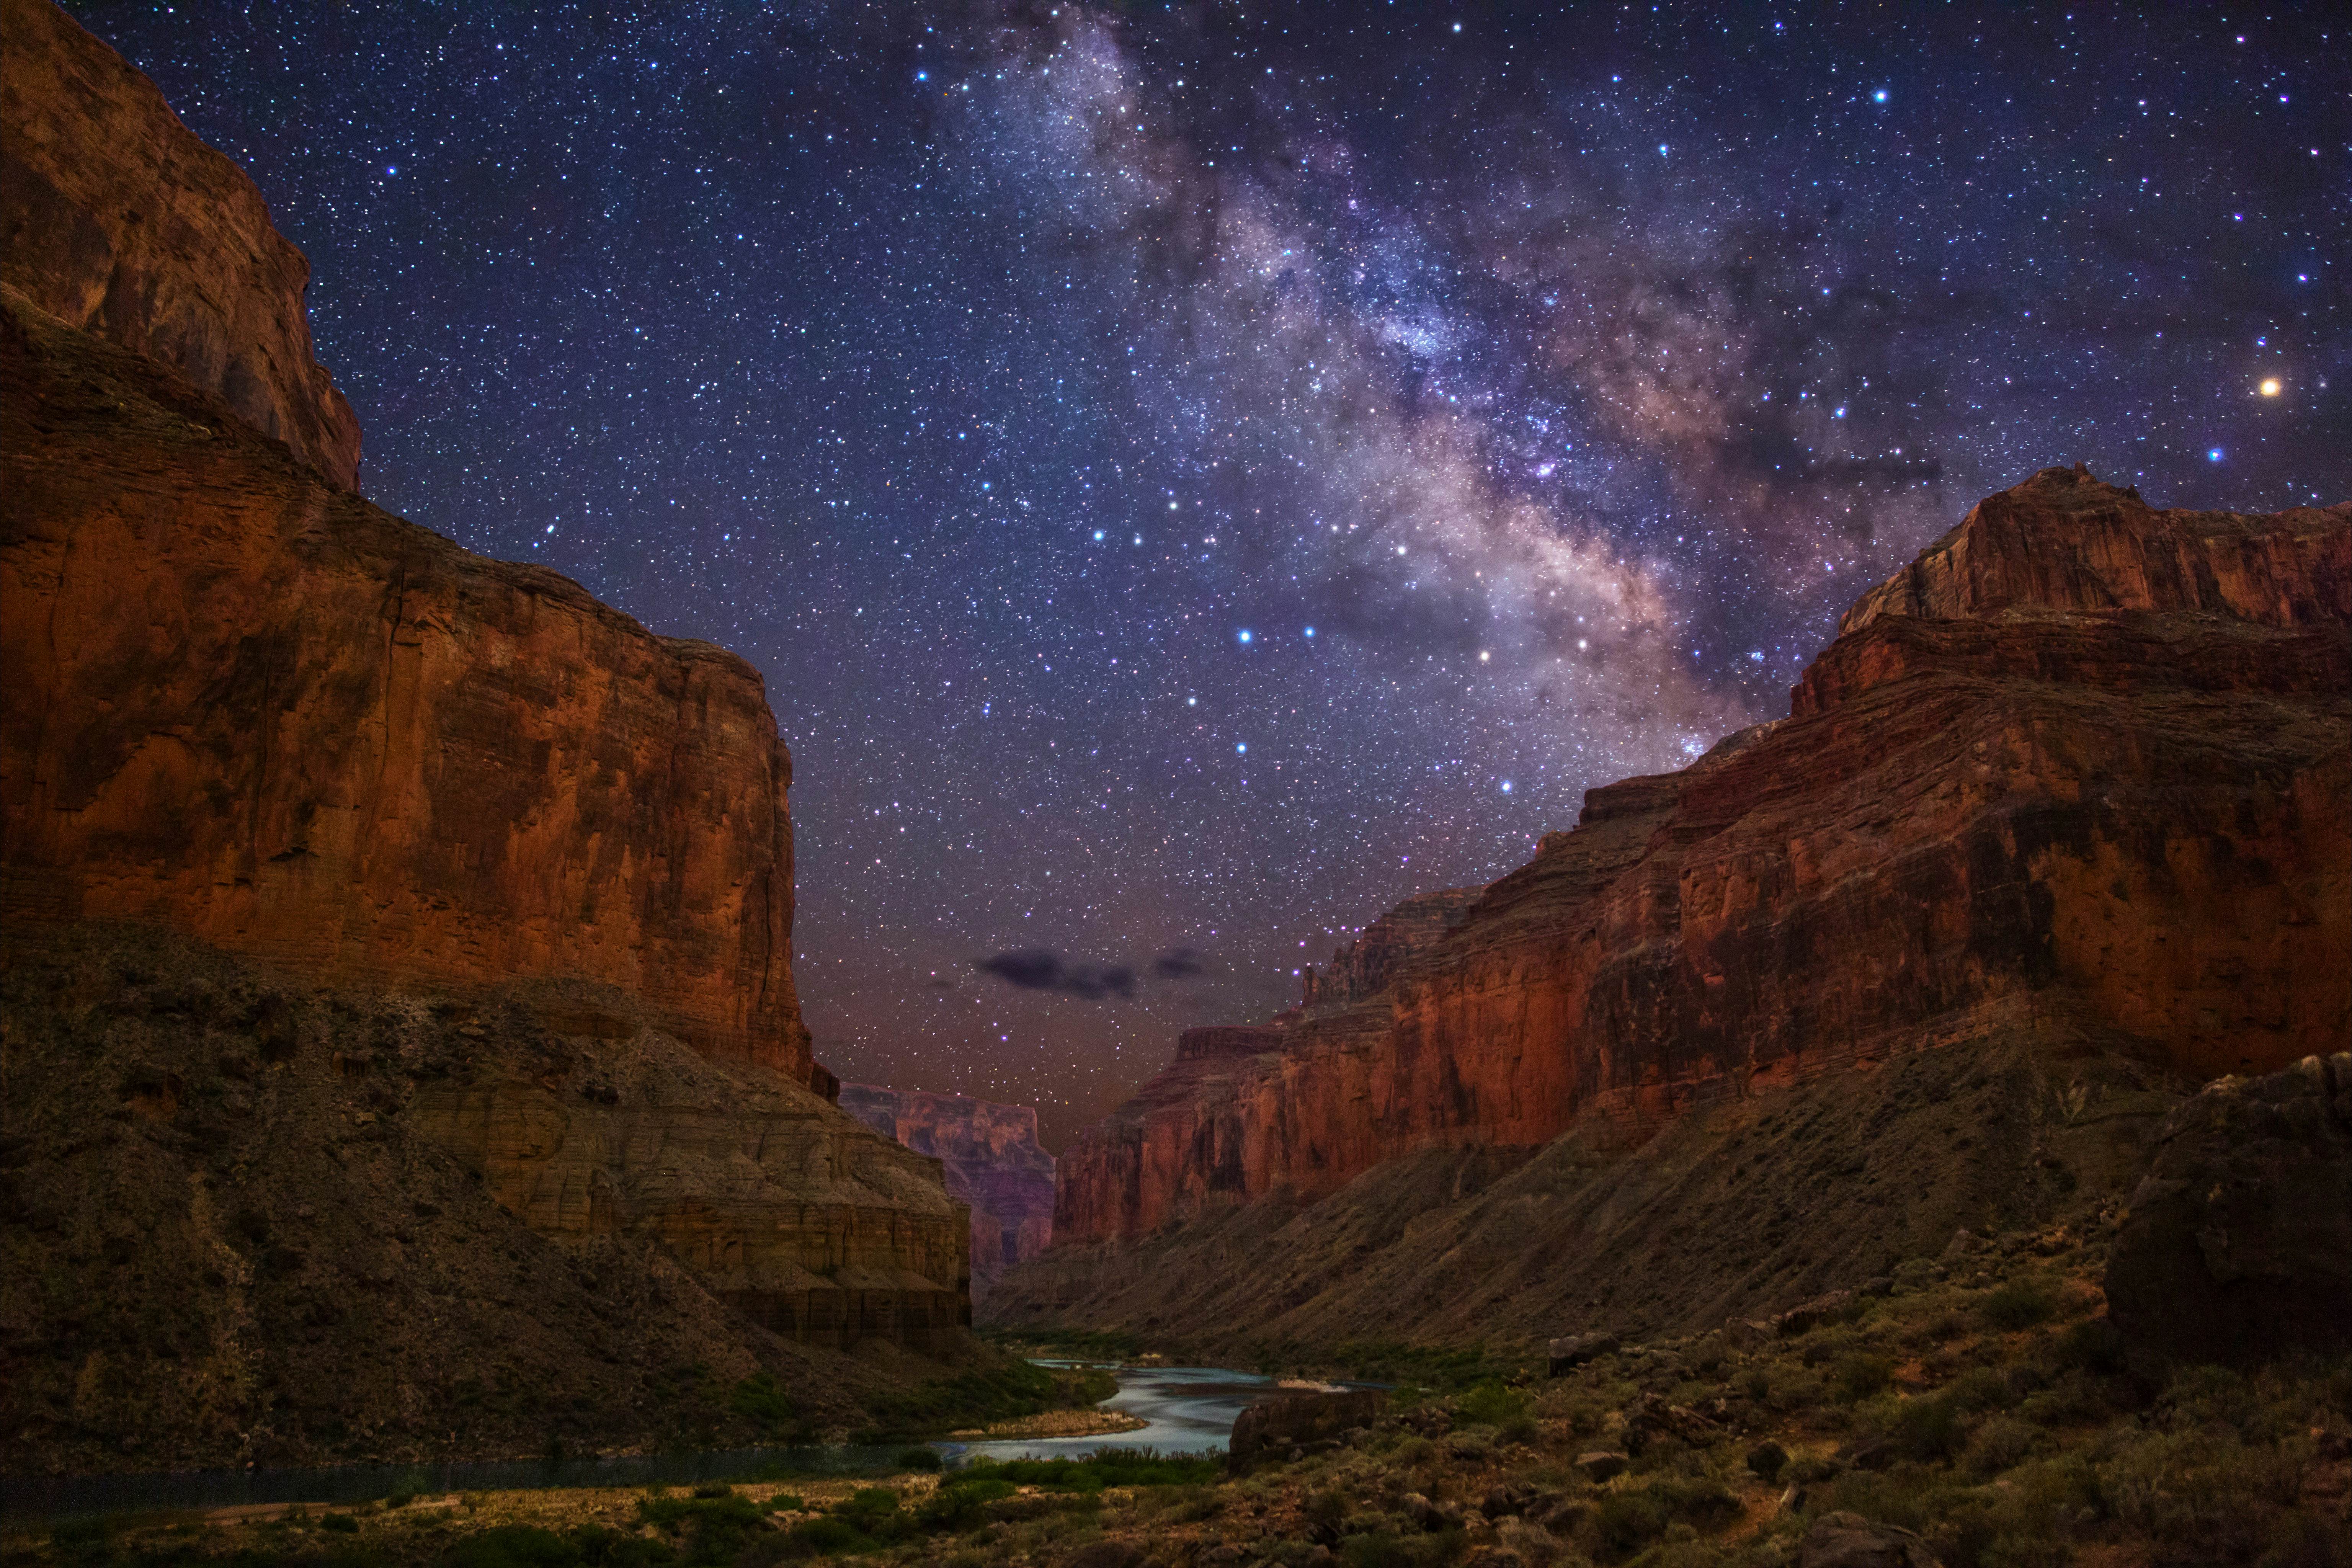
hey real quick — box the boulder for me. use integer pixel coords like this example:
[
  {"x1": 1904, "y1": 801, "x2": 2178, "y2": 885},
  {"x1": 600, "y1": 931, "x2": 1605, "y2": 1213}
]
[
  {"x1": 1227, "y1": 1389, "x2": 1387, "y2": 1471},
  {"x1": 1547, "y1": 1331, "x2": 1621, "y2": 1374},
  {"x1": 2105, "y1": 1053, "x2": 2352, "y2": 1364},
  {"x1": 1575, "y1": 1451, "x2": 1628, "y2": 1482}
]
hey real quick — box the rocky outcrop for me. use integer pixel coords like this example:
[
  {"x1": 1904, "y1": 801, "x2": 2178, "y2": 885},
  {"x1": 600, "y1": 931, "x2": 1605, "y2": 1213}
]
[
  {"x1": 2105, "y1": 1052, "x2": 2352, "y2": 1365},
  {"x1": 0, "y1": 288, "x2": 815, "y2": 1084},
  {"x1": 838, "y1": 1085, "x2": 1055, "y2": 1297},
  {"x1": 1045, "y1": 467, "x2": 2350, "y2": 1249},
  {"x1": 0, "y1": 0, "x2": 360, "y2": 487}
]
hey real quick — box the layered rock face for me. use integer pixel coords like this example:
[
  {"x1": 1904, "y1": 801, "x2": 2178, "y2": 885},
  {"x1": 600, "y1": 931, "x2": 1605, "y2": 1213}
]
[
  {"x1": 0, "y1": 0, "x2": 360, "y2": 487},
  {"x1": 839, "y1": 1085, "x2": 1056, "y2": 1298},
  {"x1": 1049, "y1": 467, "x2": 2351, "y2": 1247},
  {"x1": 0, "y1": 925, "x2": 967, "y2": 1473},
  {"x1": 0, "y1": 286, "x2": 813, "y2": 1083}
]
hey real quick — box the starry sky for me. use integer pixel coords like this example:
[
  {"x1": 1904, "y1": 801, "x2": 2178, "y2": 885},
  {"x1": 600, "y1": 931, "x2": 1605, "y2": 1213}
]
[{"x1": 74, "y1": 2, "x2": 2347, "y2": 1146}]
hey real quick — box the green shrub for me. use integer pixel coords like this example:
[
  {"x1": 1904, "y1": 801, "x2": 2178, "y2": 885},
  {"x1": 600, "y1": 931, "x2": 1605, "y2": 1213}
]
[
  {"x1": 1339, "y1": 1528, "x2": 1464, "y2": 1567},
  {"x1": 1889, "y1": 1393, "x2": 1966, "y2": 1463},
  {"x1": 895, "y1": 1447, "x2": 942, "y2": 1472},
  {"x1": 955, "y1": 1449, "x2": 1221, "y2": 1493},
  {"x1": 728, "y1": 1373, "x2": 793, "y2": 1436},
  {"x1": 2055, "y1": 1318, "x2": 2126, "y2": 1376},
  {"x1": 1962, "y1": 1416, "x2": 2040, "y2": 1478},
  {"x1": 1981, "y1": 1280, "x2": 2056, "y2": 1332},
  {"x1": 1945, "y1": 1365, "x2": 2014, "y2": 1413},
  {"x1": 916, "y1": 1478, "x2": 1016, "y2": 1532},
  {"x1": 1832, "y1": 1355, "x2": 1894, "y2": 1405},
  {"x1": 1457, "y1": 1380, "x2": 1530, "y2": 1429},
  {"x1": 321, "y1": 1513, "x2": 361, "y2": 1534},
  {"x1": 447, "y1": 1525, "x2": 585, "y2": 1568}
]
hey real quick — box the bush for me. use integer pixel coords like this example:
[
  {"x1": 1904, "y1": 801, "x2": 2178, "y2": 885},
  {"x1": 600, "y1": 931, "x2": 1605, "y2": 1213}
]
[
  {"x1": 1982, "y1": 1280, "x2": 2057, "y2": 1332},
  {"x1": 917, "y1": 1478, "x2": 1017, "y2": 1532},
  {"x1": 1832, "y1": 1355, "x2": 1894, "y2": 1405},
  {"x1": 447, "y1": 1525, "x2": 586, "y2": 1568},
  {"x1": 955, "y1": 1449, "x2": 1222, "y2": 1493},
  {"x1": 1341, "y1": 1528, "x2": 1465, "y2": 1567},
  {"x1": 895, "y1": 1446, "x2": 942, "y2": 1472},
  {"x1": 1457, "y1": 1380, "x2": 1530, "y2": 1429},
  {"x1": 1592, "y1": 1479, "x2": 1738, "y2": 1557},
  {"x1": 1963, "y1": 1416, "x2": 2040, "y2": 1478},
  {"x1": 322, "y1": 1512, "x2": 361, "y2": 1533},
  {"x1": 729, "y1": 1372, "x2": 793, "y2": 1436},
  {"x1": 1889, "y1": 1393, "x2": 1966, "y2": 1463}
]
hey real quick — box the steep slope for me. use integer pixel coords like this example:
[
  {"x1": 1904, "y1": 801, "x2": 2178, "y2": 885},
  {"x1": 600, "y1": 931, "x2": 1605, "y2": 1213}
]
[
  {"x1": 838, "y1": 1086, "x2": 1057, "y2": 1298},
  {"x1": 997, "y1": 466, "x2": 2349, "y2": 1342},
  {"x1": 0, "y1": 0, "x2": 360, "y2": 487},
  {"x1": 0, "y1": 923, "x2": 967, "y2": 1475}
]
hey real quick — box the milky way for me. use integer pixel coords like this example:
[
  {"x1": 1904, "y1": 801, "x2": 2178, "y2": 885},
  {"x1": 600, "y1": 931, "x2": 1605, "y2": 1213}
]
[{"x1": 78, "y1": 3, "x2": 2347, "y2": 1143}]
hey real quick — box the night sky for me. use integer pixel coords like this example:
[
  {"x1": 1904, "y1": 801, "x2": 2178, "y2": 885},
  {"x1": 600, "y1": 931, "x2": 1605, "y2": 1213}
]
[{"x1": 73, "y1": 2, "x2": 2347, "y2": 1145}]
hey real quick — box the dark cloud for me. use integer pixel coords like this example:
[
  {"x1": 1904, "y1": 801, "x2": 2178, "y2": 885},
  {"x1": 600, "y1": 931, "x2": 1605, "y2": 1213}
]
[
  {"x1": 975, "y1": 951, "x2": 1139, "y2": 1000},
  {"x1": 1152, "y1": 949, "x2": 1210, "y2": 980}
]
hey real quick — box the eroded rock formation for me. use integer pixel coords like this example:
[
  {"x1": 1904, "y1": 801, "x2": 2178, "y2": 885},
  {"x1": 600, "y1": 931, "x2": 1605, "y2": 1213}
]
[
  {"x1": 1046, "y1": 467, "x2": 2350, "y2": 1249},
  {"x1": 839, "y1": 1085, "x2": 1056, "y2": 1297},
  {"x1": 0, "y1": 0, "x2": 361, "y2": 487}
]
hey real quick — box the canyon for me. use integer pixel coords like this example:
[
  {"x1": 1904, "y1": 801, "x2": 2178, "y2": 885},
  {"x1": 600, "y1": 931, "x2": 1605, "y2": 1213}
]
[
  {"x1": 992, "y1": 467, "x2": 2350, "y2": 1347},
  {"x1": 839, "y1": 1085, "x2": 1058, "y2": 1299},
  {"x1": 0, "y1": 0, "x2": 974, "y2": 1472}
]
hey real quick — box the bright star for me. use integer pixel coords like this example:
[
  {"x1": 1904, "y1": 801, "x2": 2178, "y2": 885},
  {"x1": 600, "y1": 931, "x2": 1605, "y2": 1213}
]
[
  {"x1": 2258, "y1": 379, "x2": 2282, "y2": 398},
  {"x1": 1873, "y1": 89, "x2": 1888, "y2": 103},
  {"x1": 1237, "y1": 630, "x2": 1252, "y2": 644},
  {"x1": 1303, "y1": 627, "x2": 1315, "y2": 638},
  {"x1": 2207, "y1": 448, "x2": 2225, "y2": 462}
]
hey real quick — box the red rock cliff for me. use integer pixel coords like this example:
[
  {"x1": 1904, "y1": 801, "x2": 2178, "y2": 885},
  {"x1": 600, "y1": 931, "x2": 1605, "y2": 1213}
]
[
  {"x1": 838, "y1": 1085, "x2": 1056, "y2": 1297},
  {"x1": 0, "y1": 284, "x2": 815, "y2": 1079},
  {"x1": 1052, "y1": 467, "x2": 2352, "y2": 1244},
  {"x1": 0, "y1": 0, "x2": 361, "y2": 488}
]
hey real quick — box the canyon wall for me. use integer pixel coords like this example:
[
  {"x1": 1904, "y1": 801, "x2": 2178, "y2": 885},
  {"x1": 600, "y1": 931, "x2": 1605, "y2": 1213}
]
[
  {"x1": 0, "y1": 0, "x2": 360, "y2": 488},
  {"x1": 839, "y1": 1085, "x2": 1056, "y2": 1298},
  {"x1": 0, "y1": 3, "x2": 976, "y2": 1470},
  {"x1": 1045, "y1": 467, "x2": 2352, "y2": 1249}
]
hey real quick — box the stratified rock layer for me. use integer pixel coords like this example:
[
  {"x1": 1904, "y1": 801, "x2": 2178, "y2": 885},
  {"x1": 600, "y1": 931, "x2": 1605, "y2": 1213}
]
[
  {"x1": 839, "y1": 1085, "x2": 1056, "y2": 1298},
  {"x1": 0, "y1": 0, "x2": 360, "y2": 487},
  {"x1": 1049, "y1": 467, "x2": 2351, "y2": 1247},
  {"x1": 2105, "y1": 1052, "x2": 2352, "y2": 1365},
  {"x1": 0, "y1": 291, "x2": 812, "y2": 1083},
  {"x1": 0, "y1": 925, "x2": 969, "y2": 1475}
]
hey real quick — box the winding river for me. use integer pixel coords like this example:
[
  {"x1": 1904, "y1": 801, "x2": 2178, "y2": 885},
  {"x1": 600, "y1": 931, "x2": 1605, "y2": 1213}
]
[{"x1": 0, "y1": 1362, "x2": 1289, "y2": 1522}]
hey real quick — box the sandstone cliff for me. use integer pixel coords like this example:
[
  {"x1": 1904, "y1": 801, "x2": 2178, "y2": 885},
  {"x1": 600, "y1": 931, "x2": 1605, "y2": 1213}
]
[
  {"x1": 0, "y1": 0, "x2": 361, "y2": 488},
  {"x1": 0, "y1": 284, "x2": 814, "y2": 1083},
  {"x1": 0, "y1": 3, "x2": 983, "y2": 1470},
  {"x1": 839, "y1": 1085, "x2": 1057, "y2": 1298},
  {"x1": 1029, "y1": 466, "x2": 2350, "y2": 1282}
]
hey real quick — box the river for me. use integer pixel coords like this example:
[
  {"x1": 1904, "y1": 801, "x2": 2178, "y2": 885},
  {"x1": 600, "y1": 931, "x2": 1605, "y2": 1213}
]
[{"x1": 0, "y1": 1362, "x2": 1292, "y2": 1522}]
